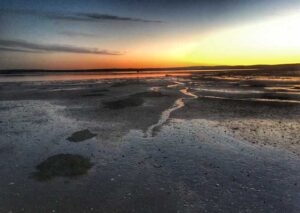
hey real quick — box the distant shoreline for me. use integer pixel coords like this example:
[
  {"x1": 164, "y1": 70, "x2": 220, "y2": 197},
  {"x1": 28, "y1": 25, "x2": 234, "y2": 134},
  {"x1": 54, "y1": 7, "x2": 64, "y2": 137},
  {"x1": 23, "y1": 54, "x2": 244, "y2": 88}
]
[{"x1": 1, "y1": 63, "x2": 299, "y2": 74}]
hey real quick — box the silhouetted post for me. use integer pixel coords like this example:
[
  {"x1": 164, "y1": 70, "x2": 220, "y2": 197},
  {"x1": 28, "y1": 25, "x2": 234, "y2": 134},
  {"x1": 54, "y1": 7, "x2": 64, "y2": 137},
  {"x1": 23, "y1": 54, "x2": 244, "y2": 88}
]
[{"x1": 137, "y1": 69, "x2": 140, "y2": 83}]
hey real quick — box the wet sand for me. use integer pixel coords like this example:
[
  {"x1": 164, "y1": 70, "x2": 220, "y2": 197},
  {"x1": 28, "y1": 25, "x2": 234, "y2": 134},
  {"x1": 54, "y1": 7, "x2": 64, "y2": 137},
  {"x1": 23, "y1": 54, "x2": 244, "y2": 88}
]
[{"x1": 0, "y1": 69, "x2": 300, "y2": 212}]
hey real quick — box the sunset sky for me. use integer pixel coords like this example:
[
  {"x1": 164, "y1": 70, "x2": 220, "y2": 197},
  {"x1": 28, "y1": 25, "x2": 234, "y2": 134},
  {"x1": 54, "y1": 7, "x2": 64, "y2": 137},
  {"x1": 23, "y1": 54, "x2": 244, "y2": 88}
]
[{"x1": 0, "y1": 0, "x2": 300, "y2": 69}]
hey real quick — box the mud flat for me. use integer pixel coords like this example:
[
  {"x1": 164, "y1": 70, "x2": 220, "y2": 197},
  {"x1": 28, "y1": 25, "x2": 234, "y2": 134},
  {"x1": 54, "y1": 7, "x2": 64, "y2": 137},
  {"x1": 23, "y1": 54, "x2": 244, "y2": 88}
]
[{"x1": 0, "y1": 70, "x2": 299, "y2": 212}]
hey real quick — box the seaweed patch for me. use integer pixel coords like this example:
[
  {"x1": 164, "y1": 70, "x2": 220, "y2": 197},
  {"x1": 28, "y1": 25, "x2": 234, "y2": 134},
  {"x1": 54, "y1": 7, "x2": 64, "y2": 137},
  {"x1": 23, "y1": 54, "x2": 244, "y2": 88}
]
[{"x1": 33, "y1": 154, "x2": 93, "y2": 181}]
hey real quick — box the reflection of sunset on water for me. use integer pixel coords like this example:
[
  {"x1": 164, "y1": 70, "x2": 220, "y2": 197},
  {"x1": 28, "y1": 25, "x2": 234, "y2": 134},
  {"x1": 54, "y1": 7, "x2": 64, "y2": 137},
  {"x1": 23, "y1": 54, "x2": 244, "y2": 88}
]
[{"x1": 0, "y1": 72, "x2": 192, "y2": 82}]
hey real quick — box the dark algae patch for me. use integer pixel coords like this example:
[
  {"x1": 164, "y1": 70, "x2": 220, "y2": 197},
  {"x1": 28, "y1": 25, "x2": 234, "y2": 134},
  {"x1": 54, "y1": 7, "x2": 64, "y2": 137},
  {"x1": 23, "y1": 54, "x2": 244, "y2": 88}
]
[
  {"x1": 67, "y1": 129, "x2": 97, "y2": 142},
  {"x1": 33, "y1": 154, "x2": 93, "y2": 181},
  {"x1": 102, "y1": 91, "x2": 164, "y2": 110},
  {"x1": 103, "y1": 96, "x2": 144, "y2": 109}
]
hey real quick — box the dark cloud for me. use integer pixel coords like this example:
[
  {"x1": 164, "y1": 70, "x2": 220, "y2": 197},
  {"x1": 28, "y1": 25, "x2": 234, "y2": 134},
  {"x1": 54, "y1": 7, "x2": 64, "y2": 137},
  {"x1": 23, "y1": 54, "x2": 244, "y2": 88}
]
[
  {"x1": 0, "y1": 39, "x2": 123, "y2": 55},
  {"x1": 1, "y1": 9, "x2": 162, "y2": 23},
  {"x1": 77, "y1": 13, "x2": 162, "y2": 23},
  {"x1": 0, "y1": 47, "x2": 40, "y2": 53}
]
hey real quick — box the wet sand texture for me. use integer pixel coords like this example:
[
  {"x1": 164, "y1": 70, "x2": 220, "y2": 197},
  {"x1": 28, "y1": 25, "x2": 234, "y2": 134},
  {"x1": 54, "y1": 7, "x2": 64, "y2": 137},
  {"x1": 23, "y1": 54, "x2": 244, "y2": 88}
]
[
  {"x1": 82, "y1": 92, "x2": 105, "y2": 97},
  {"x1": 0, "y1": 68, "x2": 299, "y2": 212},
  {"x1": 33, "y1": 154, "x2": 93, "y2": 181},
  {"x1": 111, "y1": 80, "x2": 141, "y2": 87}
]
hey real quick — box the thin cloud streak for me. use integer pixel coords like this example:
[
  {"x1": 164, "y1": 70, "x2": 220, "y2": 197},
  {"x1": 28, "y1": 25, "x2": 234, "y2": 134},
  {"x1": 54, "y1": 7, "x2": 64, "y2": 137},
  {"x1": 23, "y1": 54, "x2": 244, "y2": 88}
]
[
  {"x1": 60, "y1": 31, "x2": 97, "y2": 38},
  {"x1": 1, "y1": 9, "x2": 162, "y2": 23},
  {"x1": 0, "y1": 39, "x2": 123, "y2": 55},
  {"x1": 0, "y1": 47, "x2": 41, "y2": 53}
]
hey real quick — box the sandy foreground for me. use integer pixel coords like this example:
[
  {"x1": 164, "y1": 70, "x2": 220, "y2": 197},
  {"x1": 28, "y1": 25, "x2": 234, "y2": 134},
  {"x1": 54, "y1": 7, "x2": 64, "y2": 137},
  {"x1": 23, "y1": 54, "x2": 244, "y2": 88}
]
[{"x1": 0, "y1": 70, "x2": 300, "y2": 212}]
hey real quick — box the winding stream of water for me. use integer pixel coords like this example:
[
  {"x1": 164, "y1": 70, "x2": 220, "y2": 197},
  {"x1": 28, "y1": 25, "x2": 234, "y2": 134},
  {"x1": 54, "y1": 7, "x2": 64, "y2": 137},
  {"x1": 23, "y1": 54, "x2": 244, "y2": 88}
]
[{"x1": 145, "y1": 82, "x2": 198, "y2": 137}]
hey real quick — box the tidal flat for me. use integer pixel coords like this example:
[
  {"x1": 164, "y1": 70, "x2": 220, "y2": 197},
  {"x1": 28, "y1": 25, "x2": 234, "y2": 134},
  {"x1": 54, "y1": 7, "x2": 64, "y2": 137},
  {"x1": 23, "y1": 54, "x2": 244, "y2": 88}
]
[{"x1": 0, "y1": 69, "x2": 300, "y2": 212}]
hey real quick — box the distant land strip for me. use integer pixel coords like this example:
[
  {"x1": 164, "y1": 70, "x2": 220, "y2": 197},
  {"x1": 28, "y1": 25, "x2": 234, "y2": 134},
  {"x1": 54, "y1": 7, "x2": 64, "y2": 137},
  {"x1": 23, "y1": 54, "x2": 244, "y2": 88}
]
[{"x1": 0, "y1": 63, "x2": 300, "y2": 74}]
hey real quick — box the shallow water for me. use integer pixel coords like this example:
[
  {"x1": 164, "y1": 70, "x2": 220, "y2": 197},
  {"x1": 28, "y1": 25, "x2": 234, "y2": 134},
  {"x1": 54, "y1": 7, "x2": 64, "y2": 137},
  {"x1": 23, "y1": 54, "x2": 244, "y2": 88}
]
[
  {"x1": 0, "y1": 72, "x2": 189, "y2": 82},
  {"x1": 0, "y1": 69, "x2": 257, "y2": 82},
  {"x1": 192, "y1": 74, "x2": 300, "y2": 103},
  {"x1": 145, "y1": 98, "x2": 184, "y2": 137}
]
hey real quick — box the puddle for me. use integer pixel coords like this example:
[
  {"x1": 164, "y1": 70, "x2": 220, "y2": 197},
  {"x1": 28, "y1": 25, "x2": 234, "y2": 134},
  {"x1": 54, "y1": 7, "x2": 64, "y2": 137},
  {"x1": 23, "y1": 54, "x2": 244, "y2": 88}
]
[
  {"x1": 33, "y1": 154, "x2": 93, "y2": 181},
  {"x1": 198, "y1": 95, "x2": 300, "y2": 104},
  {"x1": 149, "y1": 86, "x2": 161, "y2": 92},
  {"x1": 67, "y1": 129, "x2": 97, "y2": 142},
  {"x1": 180, "y1": 88, "x2": 198, "y2": 98}
]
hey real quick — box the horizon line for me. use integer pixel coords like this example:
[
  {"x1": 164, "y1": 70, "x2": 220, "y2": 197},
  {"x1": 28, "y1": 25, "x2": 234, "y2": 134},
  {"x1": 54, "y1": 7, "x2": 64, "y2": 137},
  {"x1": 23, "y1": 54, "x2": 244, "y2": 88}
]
[{"x1": 0, "y1": 62, "x2": 300, "y2": 72}]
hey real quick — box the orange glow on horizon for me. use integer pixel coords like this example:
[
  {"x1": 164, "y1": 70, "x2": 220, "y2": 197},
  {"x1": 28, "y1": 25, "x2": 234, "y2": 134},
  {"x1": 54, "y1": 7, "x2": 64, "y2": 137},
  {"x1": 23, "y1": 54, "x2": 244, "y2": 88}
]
[{"x1": 6, "y1": 9, "x2": 300, "y2": 70}]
